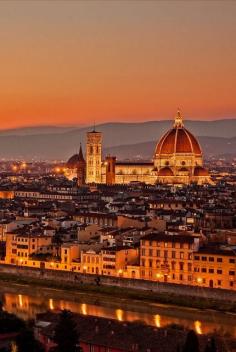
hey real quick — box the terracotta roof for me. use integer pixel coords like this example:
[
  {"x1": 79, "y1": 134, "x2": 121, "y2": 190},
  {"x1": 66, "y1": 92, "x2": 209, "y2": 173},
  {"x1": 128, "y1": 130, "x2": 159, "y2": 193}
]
[
  {"x1": 66, "y1": 145, "x2": 85, "y2": 169},
  {"x1": 155, "y1": 127, "x2": 202, "y2": 156},
  {"x1": 142, "y1": 232, "x2": 197, "y2": 243},
  {"x1": 35, "y1": 312, "x2": 206, "y2": 352}
]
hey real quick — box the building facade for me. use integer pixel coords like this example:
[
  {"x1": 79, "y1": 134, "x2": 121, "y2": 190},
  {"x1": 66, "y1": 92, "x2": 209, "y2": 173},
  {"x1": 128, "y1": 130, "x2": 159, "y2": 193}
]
[
  {"x1": 140, "y1": 232, "x2": 200, "y2": 285},
  {"x1": 64, "y1": 111, "x2": 211, "y2": 185}
]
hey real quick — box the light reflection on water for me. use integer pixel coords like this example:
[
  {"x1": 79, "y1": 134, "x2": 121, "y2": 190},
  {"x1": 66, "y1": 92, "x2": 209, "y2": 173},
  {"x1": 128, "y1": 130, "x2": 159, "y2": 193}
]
[{"x1": 2, "y1": 292, "x2": 236, "y2": 337}]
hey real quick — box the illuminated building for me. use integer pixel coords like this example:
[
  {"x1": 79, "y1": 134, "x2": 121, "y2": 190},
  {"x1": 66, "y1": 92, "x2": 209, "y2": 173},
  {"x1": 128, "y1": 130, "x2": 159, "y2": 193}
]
[
  {"x1": 193, "y1": 246, "x2": 236, "y2": 290},
  {"x1": 140, "y1": 232, "x2": 200, "y2": 284},
  {"x1": 64, "y1": 110, "x2": 211, "y2": 185},
  {"x1": 86, "y1": 130, "x2": 102, "y2": 183},
  {"x1": 64, "y1": 144, "x2": 86, "y2": 186}
]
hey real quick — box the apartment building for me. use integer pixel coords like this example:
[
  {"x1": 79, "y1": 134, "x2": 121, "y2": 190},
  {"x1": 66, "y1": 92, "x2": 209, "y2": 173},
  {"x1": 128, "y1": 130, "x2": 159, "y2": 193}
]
[
  {"x1": 193, "y1": 246, "x2": 236, "y2": 290},
  {"x1": 101, "y1": 246, "x2": 139, "y2": 277},
  {"x1": 5, "y1": 232, "x2": 53, "y2": 265},
  {"x1": 140, "y1": 232, "x2": 200, "y2": 285}
]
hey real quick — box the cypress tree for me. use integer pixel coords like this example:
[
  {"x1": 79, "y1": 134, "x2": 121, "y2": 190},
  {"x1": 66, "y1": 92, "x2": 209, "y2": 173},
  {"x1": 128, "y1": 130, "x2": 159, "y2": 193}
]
[
  {"x1": 53, "y1": 310, "x2": 80, "y2": 352},
  {"x1": 15, "y1": 326, "x2": 44, "y2": 352},
  {"x1": 182, "y1": 330, "x2": 199, "y2": 352}
]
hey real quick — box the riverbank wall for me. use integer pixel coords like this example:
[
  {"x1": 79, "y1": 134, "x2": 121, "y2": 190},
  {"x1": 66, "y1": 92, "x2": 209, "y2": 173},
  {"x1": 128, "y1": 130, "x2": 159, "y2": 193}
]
[{"x1": 0, "y1": 263, "x2": 236, "y2": 303}]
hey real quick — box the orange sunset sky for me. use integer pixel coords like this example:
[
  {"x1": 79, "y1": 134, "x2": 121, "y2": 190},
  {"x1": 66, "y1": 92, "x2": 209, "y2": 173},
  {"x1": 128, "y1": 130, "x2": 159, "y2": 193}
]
[{"x1": 0, "y1": 0, "x2": 236, "y2": 129}]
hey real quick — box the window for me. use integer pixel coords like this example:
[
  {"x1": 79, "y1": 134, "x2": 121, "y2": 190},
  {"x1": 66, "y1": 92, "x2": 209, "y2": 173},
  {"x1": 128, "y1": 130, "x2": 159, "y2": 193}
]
[
  {"x1": 201, "y1": 268, "x2": 207, "y2": 273},
  {"x1": 172, "y1": 242, "x2": 176, "y2": 249},
  {"x1": 230, "y1": 281, "x2": 234, "y2": 287},
  {"x1": 141, "y1": 249, "x2": 145, "y2": 256},
  {"x1": 217, "y1": 269, "x2": 222, "y2": 274},
  {"x1": 149, "y1": 249, "x2": 153, "y2": 257},
  {"x1": 218, "y1": 280, "x2": 221, "y2": 286},
  {"x1": 229, "y1": 271, "x2": 235, "y2": 276},
  {"x1": 149, "y1": 260, "x2": 153, "y2": 268},
  {"x1": 180, "y1": 252, "x2": 184, "y2": 259},
  {"x1": 188, "y1": 263, "x2": 192, "y2": 272},
  {"x1": 179, "y1": 262, "x2": 184, "y2": 271},
  {"x1": 209, "y1": 257, "x2": 214, "y2": 262},
  {"x1": 164, "y1": 242, "x2": 168, "y2": 248},
  {"x1": 188, "y1": 253, "x2": 192, "y2": 260},
  {"x1": 202, "y1": 256, "x2": 207, "y2": 261},
  {"x1": 194, "y1": 255, "x2": 200, "y2": 260},
  {"x1": 217, "y1": 258, "x2": 222, "y2": 263},
  {"x1": 164, "y1": 250, "x2": 168, "y2": 258},
  {"x1": 172, "y1": 251, "x2": 176, "y2": 259},
  {"x1": 179, "y1": 274, "x2": 183, "y2": 281},
  {"x1": 229, "y1": 259, "x2": 235, "y2": 264},
  {"x1": 156, "y1": 250, "x2": 160, "y2": 257},
  {"x1": 209, "y1": 269, "x2": 214, "y2": 274}
]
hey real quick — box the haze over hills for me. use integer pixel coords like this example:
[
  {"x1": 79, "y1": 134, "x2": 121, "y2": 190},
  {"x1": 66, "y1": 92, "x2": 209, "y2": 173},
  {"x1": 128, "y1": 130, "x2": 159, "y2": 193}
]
[
  {"x1": 0, "y1": 125, "x2": 84, "y2": 136},
  {"x1": 0, "y1": 119, "x2": 235, "y2": 160},
  {"x1": 104, "y1": 136, "x2": 236, "y2": 161}
]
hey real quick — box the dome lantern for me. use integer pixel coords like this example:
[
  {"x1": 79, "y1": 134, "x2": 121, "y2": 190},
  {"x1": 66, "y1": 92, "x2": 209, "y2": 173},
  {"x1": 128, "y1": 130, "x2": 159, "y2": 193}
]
[{"x1": 174, "y1": 109, "x2": 184, "y2": 128}]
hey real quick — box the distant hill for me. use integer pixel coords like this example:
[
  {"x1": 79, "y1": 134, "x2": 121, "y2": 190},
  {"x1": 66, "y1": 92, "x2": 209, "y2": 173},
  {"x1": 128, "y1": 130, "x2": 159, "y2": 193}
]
[
  {"x1": 0, "y1": 119, "x2": 235, "y2": 160},
  {"x1": 104, "y1": 136, "x2": 236, "y2": 160},
  {"x1": 0, "y1": 125, "x2": 82, "y2": 136}
]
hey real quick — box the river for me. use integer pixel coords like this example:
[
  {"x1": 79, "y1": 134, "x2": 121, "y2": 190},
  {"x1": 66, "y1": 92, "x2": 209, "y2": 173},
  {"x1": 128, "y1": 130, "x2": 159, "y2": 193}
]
[{"x1": 1, "y1": 283, "x2": 236, "y2": 337}]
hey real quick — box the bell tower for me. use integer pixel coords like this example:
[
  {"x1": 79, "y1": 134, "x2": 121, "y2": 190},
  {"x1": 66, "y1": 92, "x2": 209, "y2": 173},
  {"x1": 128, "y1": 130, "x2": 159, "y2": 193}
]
[{"x1": 86, "y1": 129, "x2": 102, "y2": 183}]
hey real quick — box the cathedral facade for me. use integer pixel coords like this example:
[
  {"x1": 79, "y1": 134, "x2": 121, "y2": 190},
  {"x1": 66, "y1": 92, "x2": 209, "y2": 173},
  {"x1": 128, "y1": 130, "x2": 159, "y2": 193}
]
[{"x1": 64, "y1": 111, "x2": 211, "y2": 186}]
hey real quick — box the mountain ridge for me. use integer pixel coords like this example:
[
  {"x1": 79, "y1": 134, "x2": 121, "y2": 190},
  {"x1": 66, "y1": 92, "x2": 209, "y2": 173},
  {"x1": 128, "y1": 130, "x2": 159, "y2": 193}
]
[{"x1": 0, "y1": 120, "x2": 235, "y2": 159}]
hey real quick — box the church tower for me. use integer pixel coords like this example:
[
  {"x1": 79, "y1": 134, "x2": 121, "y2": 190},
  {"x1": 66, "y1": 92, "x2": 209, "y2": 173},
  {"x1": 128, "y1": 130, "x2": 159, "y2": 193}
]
[
  {"x1": 77, "y1": 144, "x2": 86, "y2": 187},
  {"x1": 86, "y1": 129, "x2": 102, "y2": 183}
]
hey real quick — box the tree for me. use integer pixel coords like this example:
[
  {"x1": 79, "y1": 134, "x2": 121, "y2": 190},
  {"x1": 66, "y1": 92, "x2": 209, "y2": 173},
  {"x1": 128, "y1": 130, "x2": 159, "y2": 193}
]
[
  {"x1": 0, "y1": 311, "x2": 25, "y2": 334},
  {"x1": 53, "y1": 310, "x2": 80, "y2": 352},
  {"x1": 52, "y1": 232, "x2": 63, "y2": 258},
  {"x1": 204, "y1": 337, "x2": 217, "y2": 352},
  {"x1": 15, "y1": 326, "x2": 45, "y2": 352},
  {"x1": 182, "y1": 330, "x2": 199, "y2": 352}
]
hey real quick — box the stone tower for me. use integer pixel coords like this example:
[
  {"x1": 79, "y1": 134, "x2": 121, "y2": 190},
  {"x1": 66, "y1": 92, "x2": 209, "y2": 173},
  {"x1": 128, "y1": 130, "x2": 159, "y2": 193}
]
[
  {"x1": 77, "y1": 144, "x2": 86, "y2": 187},
  {"x1": 105, "y1": 156, "x2": 116, "y2": 185},
  {"x1": 86, "y1": 130, "x2": 102, "y2": 183}
]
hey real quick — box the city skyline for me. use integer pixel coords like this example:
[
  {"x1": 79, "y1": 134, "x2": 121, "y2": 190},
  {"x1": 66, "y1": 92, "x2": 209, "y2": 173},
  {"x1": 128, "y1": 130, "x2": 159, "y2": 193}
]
[{"x1": 0, "y1": 1, "x2": 236, "y2": 129}]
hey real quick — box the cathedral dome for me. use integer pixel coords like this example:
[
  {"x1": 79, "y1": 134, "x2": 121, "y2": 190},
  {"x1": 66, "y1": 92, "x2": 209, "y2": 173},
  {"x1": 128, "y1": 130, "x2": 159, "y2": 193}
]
[
  {"x1": 155, "y1": 111, "x2": 202, "y2": 157},
  {"x1": 194, "y1": 166, "x2": 209, "y2": 176},
  {"x1": 66, "y1": 154, "x2": 80, "y2": 169},
  {"x1": 158, "y1": 167, "x2": 174, "y2": 176},
  {"x1": 66, "y1": 145, "x2": 85, "y2": 169}
]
